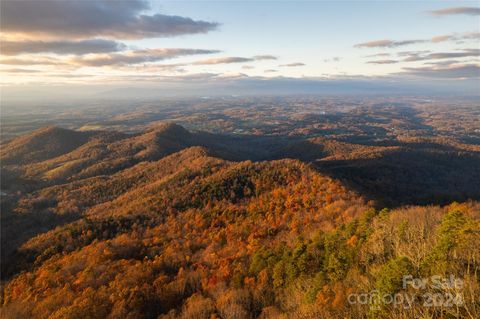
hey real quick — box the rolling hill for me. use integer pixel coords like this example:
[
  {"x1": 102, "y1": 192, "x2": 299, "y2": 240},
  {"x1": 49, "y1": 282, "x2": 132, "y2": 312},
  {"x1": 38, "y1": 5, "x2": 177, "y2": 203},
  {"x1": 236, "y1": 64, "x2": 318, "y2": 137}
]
[
  {"x1": 1, "y1": 123, "x2": 479, "y2": 319},
  {"x1": 0, "y1": 126, "x2": 96, "y2": 165}
]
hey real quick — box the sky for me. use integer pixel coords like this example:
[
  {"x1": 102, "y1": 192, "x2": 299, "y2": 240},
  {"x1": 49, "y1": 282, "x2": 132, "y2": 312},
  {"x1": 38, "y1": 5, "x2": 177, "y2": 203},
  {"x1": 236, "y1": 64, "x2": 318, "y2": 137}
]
[{"x1": 0, "y1": 0, "x2": 479, "y2": 98}]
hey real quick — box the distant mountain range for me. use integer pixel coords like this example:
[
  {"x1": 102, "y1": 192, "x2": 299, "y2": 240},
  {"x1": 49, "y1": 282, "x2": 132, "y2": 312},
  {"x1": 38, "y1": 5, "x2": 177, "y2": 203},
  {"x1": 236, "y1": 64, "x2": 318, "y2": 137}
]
[{"x1": 2, "y1": 123, "x2": 479, "y2": 205}]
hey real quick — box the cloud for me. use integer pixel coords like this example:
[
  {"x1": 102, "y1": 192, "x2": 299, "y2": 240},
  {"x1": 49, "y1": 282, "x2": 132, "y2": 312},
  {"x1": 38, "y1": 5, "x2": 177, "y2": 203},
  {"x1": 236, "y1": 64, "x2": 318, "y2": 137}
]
[
  {"x1": 431, "y1": 32, "x2": 480, "y2": 43},
  {"x1": 0, "y1": 57, "x2": 64, "y2": 65},
  {"x1": 401, "y1": 64, "x2": 480, "y2": 79},
  {"x1": 367, "y1": 60, "x2": 399, "y2": 64},
  {"x1": 424, "y1": 60, "x2": 463, "y2": 67},
  {"x1": 111, "y1": 63, "x2": 187, "y2": 73},
  {"x1": 157, "y1": 72, "x2": 221, "y2": 82},
  {"x1": 0, "y1": 0, "x2": 219, "y2": 39},
  {"x1": 279, "y1": 62, "x2": 305, "y2": 67},
  {"x1": 354, "y1": 39, "x2": 426, "y2": 48},
  {"x1": 193, "y1": 57, "x2": 254, "y2": 65},
  {"x1": 264, "y1": 69, "x2": 278, "y2": 73},
  {"x1": 429, "y1": 7, "x2": 480, "y2": 16},
  {"x1": 242, "y1": 65, "x2": 255, "y2": 69},
  {"x1": 1, "y1": 39, "x2": 126, "y2": 55},
  {"x1": 397, "y1": 50, "x2": 431, "y2": 57},
  {"x1": 355, "y1": 31, "x2": 480, "y2": 49},
  {"x1": 430, "y1": 35, "x2": 453, "y2": 43},
  {"x1": 253, "y1": 55, "x2": 278, "y2": 60},
  {"x1": 73, "y1": 48, "x2": 220, "y2": 66},
  {"x1": 0, "y1": 68, "x2": 42, "y2": 73},
  {"x1": 365, "y1": 53, "x2": 391, "y2": 58},
  {"x1": 192, "y1": 55, "x2": 279, "y2": 65},
  {"x1": 323, "y1": 57, "x2": 341, "y2": 62},
  {"x1": 402, "y1": 49, "x2": 480, "y2": 62},
  {"x1": 462, "y1": 32, "x2": 480, "y2": 40}
]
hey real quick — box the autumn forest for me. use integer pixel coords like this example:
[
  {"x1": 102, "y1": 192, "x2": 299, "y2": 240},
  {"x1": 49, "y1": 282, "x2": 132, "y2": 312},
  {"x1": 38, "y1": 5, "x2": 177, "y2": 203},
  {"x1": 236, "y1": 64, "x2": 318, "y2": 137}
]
[{"x1": 1, "y1": 97, "x2": 479, "y2": 318}]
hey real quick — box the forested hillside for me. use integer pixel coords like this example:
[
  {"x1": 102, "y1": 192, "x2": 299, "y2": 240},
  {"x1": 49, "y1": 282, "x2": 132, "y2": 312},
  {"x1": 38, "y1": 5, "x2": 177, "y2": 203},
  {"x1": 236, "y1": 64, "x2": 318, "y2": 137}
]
[{"x1": 1, "y1": 124, "x2": 479, "y2": 319}]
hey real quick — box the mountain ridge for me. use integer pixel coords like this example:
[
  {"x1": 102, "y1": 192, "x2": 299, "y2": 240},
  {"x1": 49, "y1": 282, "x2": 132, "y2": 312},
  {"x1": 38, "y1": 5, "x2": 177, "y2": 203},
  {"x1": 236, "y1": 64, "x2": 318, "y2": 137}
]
[{"x1": 1, "y1": 122, "x2": 479, "y2": 319}]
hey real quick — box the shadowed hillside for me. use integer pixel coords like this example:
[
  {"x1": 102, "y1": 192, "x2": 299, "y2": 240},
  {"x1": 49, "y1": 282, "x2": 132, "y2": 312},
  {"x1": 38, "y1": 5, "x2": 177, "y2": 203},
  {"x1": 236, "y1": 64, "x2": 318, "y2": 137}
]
[
  {"x1": 272, "y1": 136, "x2": 480, "y2": 206},
  {"x1": 2, "y1": 124, "x2": 480, "y2": 206},
  {"x1": 0, "y1": 126, "x2": 96, "y2": 165}
]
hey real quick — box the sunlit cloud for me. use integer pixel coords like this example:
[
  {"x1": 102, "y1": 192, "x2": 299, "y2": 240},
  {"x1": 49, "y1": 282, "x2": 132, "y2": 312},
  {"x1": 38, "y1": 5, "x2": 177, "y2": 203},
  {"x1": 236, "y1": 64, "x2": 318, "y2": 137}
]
[
  {"x1": 461, "y1": 31, "x2": 480, "y2": 40},
  {"x1": 401, "y1": 64, "x2": 480, "y2": 79},
  {"x1": 0, "y1": 57, "x2": 65, "y2": 65},
  {"x1": 397, "y1": 50, "x2": 431, "y2": 57},
  {"x1": 1, "y1": 39, "x2": 126, "y2": 55},
  {"x1": 429, "y1": 7, "x2": 480, "y2": 17},
  {"x1": 431, "y1": 35, "x2": 453, "y2": 43},
  {"x1": 0, "y1": 68, "x2": 42, "y2": 73},
  {"x1": 279, "y1": 63, "x2": 305, "y2": 67},
  {"x1": 355, "y1": 39, "x2": 426, "y2": 48},
  {"x1": 355, "y1": 31, "x2": 480, "y2": 48},
  {"x1": 0, "y1": 0, "x2": 219, "y2": 40},
  {"x1": 365, "y1": 53, "x2": 391, "y2": 58},
  {"x1": 431, "y1": 32, "x2": 480, "y2": 43},
  {"x1": 253, "y1": 55, "x2": 278, "y2": 60},
  {"x1": 192, "y1": 55, "x2": 277, "y2": 65},
  {"x1": 72, "y1": 48, "x2": 220, "y2": 66},
  {"x1": 402, "y1": 49, "x2": 480, "y2": 62},
  {"x1": 424, "y1": 60, "x2": 463, "y2": 67},
  {"x1": 367, "y1": 60, "x2": 398, "y2": 64},
  {"x1": 193, "y1": 57, "x2": 254, "y2": 65}
]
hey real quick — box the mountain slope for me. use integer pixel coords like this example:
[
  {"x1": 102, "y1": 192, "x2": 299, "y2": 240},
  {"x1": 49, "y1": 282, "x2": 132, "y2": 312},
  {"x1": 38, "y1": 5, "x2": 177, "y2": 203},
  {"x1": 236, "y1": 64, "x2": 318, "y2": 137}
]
[
  {"x1": 2, "y1": 147, "x2": 374, "y2": 318},
  {"x1": 3, "y1": 123, "x2": 193, "y2": 184},
  {"x1": 1, "y1": 126, "x2": 95, "y2": 165},
  {"x1": 1, "y1": 124, "x2": 479, "y2": 319},
  {"x1": 4, "y1": 123, "x2": 286, "y2": 186},
  {"x1": 2, "y1": 164, "x2": 479, "y2": 318}
]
